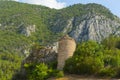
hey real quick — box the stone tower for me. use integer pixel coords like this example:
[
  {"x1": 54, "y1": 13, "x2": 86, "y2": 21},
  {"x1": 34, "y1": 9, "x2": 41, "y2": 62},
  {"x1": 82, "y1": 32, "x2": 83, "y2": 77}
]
[{"x1": 57, "y1": 35, "x2": 76, "y2": 70}]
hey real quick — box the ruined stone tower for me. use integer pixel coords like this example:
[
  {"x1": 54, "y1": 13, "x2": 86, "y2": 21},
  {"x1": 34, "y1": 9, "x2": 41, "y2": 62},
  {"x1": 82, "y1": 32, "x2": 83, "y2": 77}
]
[{"x1": 57, "y1": 35, "x2": 76, "y2": 70}]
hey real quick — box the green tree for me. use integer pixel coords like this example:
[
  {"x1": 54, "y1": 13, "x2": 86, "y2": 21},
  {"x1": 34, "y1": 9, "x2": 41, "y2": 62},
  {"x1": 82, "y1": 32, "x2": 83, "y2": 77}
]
[
  {"x1": 64, "y1": 41, "x2": 104, "y2": 75},
  {"x1": 24, "y1": 63, "x2": 52, "y2": 80}
]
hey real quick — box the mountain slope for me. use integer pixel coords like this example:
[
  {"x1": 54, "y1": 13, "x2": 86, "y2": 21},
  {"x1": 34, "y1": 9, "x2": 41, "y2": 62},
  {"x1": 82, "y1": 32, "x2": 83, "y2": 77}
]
[
  {"x1": 49, "y1": 3, "x2": 120, "y2": 42},
  {"x1": 0, "y1": 1, "x2": 120, "y2": 54},
  {"x1": 0, "y1": 1, "x2": 59, "y2": 54}
]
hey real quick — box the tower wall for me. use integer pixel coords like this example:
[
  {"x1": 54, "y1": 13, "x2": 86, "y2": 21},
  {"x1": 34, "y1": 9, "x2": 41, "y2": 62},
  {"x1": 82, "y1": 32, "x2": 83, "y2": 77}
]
[{"x1": 57, "y1": 35, "x2": 76, "y2": 70}]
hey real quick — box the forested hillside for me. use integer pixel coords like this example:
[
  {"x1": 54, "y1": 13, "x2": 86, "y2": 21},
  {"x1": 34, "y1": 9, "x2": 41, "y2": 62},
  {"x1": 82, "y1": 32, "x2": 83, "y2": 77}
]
[{"x1": 0, "y1": 1, "x2": 120, "y2": 54}]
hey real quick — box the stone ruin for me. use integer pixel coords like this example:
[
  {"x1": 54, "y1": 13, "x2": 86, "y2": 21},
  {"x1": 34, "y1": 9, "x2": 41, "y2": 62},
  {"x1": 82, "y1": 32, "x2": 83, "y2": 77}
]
[
  {"x1": 20, "y1": 35, "x2": 76, "y2": 76},
  {"x1": 57, "y1": 35, "x2": 76, "y2": 70}
]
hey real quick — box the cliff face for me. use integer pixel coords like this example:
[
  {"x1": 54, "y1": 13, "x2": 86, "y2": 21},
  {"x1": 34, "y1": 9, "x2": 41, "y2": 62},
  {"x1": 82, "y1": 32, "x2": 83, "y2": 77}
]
[
  {"x1": 47, "y1": 4, "x2": 120, "y2": 43},
  {"x1": 70, "y1": 14, "x2": 120, "y2": 42},
  {"x1": 51, "y1": 13, "x2": 120, "y2": 42}
]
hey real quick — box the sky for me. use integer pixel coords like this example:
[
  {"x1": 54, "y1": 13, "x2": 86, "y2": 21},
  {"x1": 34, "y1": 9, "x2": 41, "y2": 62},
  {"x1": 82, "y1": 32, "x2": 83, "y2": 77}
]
[{"x1": 14, "y1": 0, "x2": 120, "y2": 18}]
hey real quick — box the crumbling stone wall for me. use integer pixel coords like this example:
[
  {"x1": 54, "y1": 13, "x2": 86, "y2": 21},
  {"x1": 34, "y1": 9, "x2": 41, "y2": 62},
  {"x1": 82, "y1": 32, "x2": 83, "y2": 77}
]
[{"x1": 20, "y1": 46, "x2": 57, "y2": 77}]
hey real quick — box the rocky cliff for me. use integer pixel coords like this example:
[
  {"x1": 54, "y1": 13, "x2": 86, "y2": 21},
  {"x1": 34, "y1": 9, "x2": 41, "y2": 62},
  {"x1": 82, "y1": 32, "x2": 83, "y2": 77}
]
[
  {"x1": 65, "y1": 14, "x2": 120, "y2": 42},
  {"x1": 46, "y1": 4, "x2": 120, "y2": 43}
]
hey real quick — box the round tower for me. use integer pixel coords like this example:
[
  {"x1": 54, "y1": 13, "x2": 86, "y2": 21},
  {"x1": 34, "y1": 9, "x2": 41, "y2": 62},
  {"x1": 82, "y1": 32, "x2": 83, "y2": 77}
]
[{"x1": 57, "y1": 35, "x2": 76, "y2": 70}]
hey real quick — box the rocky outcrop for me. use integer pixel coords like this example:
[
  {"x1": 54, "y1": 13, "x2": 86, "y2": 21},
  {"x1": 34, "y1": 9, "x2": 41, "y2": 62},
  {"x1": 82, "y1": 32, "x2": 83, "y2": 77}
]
[
  {"x1": 51, "y1": 13, "x2": 120, "y2": 42},
  {"x1": 20, "y1": 25, "x2": 36, "y2": 37},
  {"x1": 69, "y1": 14, "x2": 120, "y2": 42},
  {"x1": 22, "y1": 46, "x2": 57, "y2": 65},
  {"x1": 20, "y1": 45, "x2": 57, "y2": 77}
]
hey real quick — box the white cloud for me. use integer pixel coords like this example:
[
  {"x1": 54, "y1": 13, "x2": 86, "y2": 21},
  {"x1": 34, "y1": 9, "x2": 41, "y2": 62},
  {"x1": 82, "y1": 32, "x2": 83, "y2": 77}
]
[
  {"x1": 15, "y1": 0, "x2": 66, "y2": 9},
  {"x1": 13, "y1": 0, "x2": 19, "y2": 1}
]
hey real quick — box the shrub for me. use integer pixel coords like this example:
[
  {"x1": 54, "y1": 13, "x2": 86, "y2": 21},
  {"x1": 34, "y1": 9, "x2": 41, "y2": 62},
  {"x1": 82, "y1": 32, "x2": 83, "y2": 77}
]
[
  {"x1": 64, "y1": 56, "x2": 104, "y2": 75},
  {"x1": 24, "y1": 63, "x2": 64, "y2": 80},
  {"x1": 74, "y1": 41, "x2": 103, "y2": 57},
  {"x1": 56, "y1": 71, "x2": 64, "y2": 78},
  {"x1": 24, "y1": 63, "x2": 51, "y2": 80},
  {"x1": 114, "y1": 67, "x2": 120, "y2": 78},
  {"x1": 64, "y1": 41, "x2": 104, "y2": 75},
  {"x1": 98, "y1": 67, "x2": 116, "y2": 77}
]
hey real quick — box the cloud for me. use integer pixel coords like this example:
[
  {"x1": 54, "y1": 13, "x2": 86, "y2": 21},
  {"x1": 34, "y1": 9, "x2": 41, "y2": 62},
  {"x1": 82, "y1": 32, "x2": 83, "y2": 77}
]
[
  {"x1": 12, "y1": 0, "x2": 19, "y2": 1},
  {"x1": 15, "y1": 0, "x2": 66, "y2": 9}
]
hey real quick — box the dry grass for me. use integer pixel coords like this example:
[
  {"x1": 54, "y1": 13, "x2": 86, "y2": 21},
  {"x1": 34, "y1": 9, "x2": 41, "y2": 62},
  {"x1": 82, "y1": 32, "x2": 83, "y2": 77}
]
[{"x1": 48, "y1": 74, "x2": 120, "y2": 80}]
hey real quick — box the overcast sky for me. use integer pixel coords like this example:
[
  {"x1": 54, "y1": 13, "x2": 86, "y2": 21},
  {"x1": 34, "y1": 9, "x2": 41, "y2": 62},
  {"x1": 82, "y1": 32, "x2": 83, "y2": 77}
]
[{"x1": 15, "y1": 0, "x2": 120, "y2": 18}]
